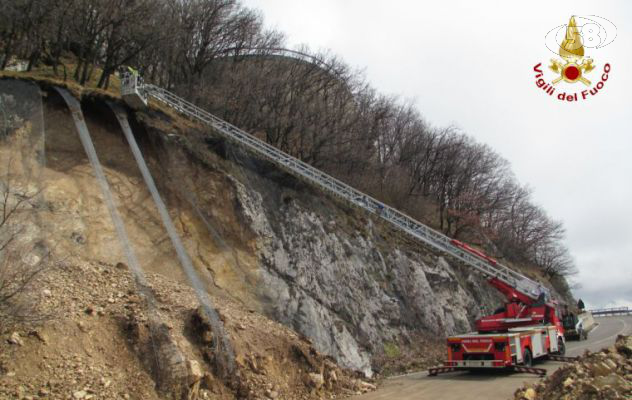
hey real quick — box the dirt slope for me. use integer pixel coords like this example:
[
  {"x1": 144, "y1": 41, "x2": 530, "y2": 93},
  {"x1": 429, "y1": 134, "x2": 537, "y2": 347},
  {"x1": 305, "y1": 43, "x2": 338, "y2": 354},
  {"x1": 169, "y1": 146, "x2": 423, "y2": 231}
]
[{"x1": 0, "y1": 80, "x2": 374, "y2": 399}]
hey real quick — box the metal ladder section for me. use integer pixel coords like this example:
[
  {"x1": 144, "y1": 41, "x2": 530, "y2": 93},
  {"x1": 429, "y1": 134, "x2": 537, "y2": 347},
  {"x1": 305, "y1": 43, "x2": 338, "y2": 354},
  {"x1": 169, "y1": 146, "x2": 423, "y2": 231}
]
[{"x1": 123, "y1": 79, "x2": 547, "y2": 299}]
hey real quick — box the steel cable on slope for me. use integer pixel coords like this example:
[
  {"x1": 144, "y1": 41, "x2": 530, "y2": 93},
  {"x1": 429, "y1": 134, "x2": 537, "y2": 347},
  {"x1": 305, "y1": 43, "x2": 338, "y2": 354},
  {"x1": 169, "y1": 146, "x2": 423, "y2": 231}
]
[
  {"x1": 107, "y1": 101, "x2": 235, "y2": 377},
  {"x1": 54, "y1": 88, "x2": 167, "y2": 384},
  {"x1": 175, "y1": 186, "x2": 249, "y2": 302},
  {"x1": 159, "y1": 133, "x2": 246, "y2": 292}
]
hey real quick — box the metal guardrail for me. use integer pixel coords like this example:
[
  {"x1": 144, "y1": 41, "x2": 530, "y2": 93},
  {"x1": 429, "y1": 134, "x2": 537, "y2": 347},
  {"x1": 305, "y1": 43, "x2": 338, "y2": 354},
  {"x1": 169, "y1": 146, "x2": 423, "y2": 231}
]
[
  {"x1": 121, "y1": 76, "x2": 548, "y2": 300},
  {"x1": 220, "y1": 47, "x2": 339, "y2": 72},
  {"x1": 589, "y1": 307, "x2": 631, "y2": 316}
]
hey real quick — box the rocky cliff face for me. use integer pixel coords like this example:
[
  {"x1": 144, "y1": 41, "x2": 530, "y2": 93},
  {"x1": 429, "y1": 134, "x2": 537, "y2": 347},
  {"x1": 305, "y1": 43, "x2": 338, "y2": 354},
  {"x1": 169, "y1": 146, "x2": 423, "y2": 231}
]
[
  {"x1": 164, "y1": 116, "x2": 505, "y2": 376},
  {"x1": 227, "y1": 153, "x2": 502, "y2": 375},
  {"x1": 2, "y1": 79, "x2": 505, "y2": 378}
]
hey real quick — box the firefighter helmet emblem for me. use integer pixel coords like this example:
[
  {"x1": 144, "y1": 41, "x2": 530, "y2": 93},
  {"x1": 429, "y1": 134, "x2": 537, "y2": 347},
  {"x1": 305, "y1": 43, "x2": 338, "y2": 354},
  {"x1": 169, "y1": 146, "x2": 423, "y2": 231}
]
[{"x1": 549, "y1": 16, "x2": 595, "y2": 86}]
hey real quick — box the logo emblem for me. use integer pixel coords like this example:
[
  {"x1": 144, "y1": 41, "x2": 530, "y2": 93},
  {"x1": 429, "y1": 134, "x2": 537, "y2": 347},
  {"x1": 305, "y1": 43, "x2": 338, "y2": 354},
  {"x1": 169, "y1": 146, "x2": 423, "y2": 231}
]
[
  {"x1": 533, "y1": 15, "x2": 615, "y2": 102},
  {"x1": 549, "y1": 17, "x2": 595, "y2": 86}
]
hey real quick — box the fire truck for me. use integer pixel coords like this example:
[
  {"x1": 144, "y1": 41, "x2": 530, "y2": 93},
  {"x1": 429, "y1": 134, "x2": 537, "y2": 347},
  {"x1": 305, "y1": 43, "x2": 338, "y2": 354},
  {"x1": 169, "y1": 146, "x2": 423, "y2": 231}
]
[{"x1": 429, "y1": 241, "x2": 572, "y2": 377}]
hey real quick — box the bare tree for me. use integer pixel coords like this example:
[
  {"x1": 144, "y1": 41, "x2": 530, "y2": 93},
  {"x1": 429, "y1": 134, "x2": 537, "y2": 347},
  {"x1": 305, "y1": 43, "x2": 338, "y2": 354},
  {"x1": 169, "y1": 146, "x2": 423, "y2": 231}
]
[
  {"x1": 534, "y1": 242, "x2": 577, "y2": 278},
  {"x1": 96, "y1": 0, "x2": 162, "y2": 89},
  {"x1": 0, "y1": 158, "x2": 48, "y2": 324}
]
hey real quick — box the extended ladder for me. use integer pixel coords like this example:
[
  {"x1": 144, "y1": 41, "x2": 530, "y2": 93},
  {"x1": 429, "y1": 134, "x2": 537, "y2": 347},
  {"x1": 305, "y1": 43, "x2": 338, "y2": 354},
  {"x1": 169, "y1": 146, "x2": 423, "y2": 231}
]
[{"x1": 121, "y1": 75, "x2": 548, "y2": 300}]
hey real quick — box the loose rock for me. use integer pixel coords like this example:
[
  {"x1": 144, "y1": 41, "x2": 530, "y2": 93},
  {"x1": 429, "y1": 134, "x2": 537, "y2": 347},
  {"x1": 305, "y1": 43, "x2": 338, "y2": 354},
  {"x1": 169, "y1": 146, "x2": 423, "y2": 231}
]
[{"x1": 8, "y1": 332, "x2": 24, "y2": 346}]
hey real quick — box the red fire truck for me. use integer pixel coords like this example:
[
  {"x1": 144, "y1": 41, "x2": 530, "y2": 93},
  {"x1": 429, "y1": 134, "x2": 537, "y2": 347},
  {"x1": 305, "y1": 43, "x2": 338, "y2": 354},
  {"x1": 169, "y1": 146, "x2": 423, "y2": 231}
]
[{"x1": 430, "y1": 244, "x2": 571, "y2": 377}]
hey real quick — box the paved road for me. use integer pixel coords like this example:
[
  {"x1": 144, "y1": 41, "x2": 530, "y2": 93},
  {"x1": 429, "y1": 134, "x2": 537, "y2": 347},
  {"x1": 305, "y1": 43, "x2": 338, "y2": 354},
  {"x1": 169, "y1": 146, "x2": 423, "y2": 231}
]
[
  {"x1": 355, "y1": 316, "x2": 632, "y2": 400},
  {"x1": 566, "y1": 316, "x2": 631, "y2": 356}
]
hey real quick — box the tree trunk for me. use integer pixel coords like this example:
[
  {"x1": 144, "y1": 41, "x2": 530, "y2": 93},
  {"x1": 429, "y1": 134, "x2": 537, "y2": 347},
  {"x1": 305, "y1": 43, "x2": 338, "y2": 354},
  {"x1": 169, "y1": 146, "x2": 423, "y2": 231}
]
[
  {"x1": 74, "y1": 60, "x2": 83, "y2": 81},
  {"x1": 97, "y1": 67, "x2": 111, "y2": 88},
  {"x1": 1, "y1": 45, "x2": 13, "y2": 70},
  {"x1": 27, "y1": 50, "x2": 40, "y2": 72}
]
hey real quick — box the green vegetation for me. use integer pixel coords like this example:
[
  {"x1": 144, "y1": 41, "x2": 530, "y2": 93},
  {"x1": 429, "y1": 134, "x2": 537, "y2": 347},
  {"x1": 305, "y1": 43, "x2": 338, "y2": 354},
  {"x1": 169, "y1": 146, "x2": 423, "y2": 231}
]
[{"x1": 383, "y1": 342, "x2": 401, "y2": 358}]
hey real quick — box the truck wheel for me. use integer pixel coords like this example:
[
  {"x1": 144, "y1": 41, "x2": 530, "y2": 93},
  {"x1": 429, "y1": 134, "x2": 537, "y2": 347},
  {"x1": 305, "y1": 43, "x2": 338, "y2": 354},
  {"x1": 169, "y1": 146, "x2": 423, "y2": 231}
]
[
  {"x1": 523, "y1": 348, "x2": 533, "y2": 367},
  {"x1": 557, "y1": 338, "x2": 566, "y2": 356}
]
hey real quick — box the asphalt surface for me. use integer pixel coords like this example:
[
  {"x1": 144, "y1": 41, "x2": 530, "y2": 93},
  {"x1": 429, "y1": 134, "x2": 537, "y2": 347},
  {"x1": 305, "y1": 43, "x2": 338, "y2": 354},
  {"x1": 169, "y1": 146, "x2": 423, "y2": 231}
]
[{"x1": 355, "y1": 316, "x2": 632, "y2": 400}]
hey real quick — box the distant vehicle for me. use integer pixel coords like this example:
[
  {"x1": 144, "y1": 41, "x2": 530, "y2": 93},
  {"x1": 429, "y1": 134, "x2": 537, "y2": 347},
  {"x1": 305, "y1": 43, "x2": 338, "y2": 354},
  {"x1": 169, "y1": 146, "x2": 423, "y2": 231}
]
[{"x1": 562, "y1": 312, "x2": 588, "y2": 341}]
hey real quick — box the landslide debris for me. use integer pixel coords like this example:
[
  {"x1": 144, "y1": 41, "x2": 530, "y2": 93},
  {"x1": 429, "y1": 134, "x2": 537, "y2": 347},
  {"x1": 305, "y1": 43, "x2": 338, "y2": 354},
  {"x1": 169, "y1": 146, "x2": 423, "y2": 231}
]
[
  {"x1": 0, "y1": 256, "x2": 374, "y2": 399},
  {"x1": 372, "y1": 335, "x2": 444, "y2": 376},
  {"x1": 514, "y1": 335, "x2": 632, "y2": 400}
]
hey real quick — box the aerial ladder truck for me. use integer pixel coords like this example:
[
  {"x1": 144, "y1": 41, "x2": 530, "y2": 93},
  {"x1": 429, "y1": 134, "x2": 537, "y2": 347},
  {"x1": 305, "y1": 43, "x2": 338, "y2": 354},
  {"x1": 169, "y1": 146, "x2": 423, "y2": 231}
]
[
  {"x1": 429, "y1": 241, "x2": 569, "y2": 377},
  {"x1": 120, "y1": 68, "x2": 570, "y2": 378}
]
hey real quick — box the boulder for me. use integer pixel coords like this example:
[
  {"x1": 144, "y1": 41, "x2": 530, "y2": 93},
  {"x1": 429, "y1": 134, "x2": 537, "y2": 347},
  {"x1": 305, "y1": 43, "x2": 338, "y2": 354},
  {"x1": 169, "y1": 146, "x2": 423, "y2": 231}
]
[
  {"x1": 187, "y1": 360, "x2": 204, "y2": 385},
  {"x1": 615, "y1": 335, "x2": 632, "y2": 357},
  {"x1": 522, "y1": 388, "x2": 536, "y2": 400},
  {"x1": 359, "y1": 381, "x2": 377, "y2": 393},
  {"x1": 306, "y1": 373, "x2": 324, "y2": 390},
  {"x1": 593, "y1": 373, "x2": 629, "y2": 391},
  {"x1": 591, "y1": 361, "x2": 613, "y2": 377},
  {"x1": 8, "y1": 332, "x2": 24, "y2": 346}
]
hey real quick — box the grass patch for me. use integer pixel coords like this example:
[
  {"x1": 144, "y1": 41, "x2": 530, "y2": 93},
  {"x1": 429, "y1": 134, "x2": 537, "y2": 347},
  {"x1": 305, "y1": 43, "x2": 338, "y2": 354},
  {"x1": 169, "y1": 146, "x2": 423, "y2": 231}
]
[
  {"x1": 0, "y1": 59, "x2": 122, "y2": 99},
  {"x1": 383, "y1": 342, "x2": 401, "y2": 358}
]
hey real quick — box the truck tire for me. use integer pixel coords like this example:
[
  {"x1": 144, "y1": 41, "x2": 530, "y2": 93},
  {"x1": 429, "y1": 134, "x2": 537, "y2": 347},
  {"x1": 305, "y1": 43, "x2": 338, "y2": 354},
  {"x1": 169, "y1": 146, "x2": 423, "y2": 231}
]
[
  {"x1": 557, "y1": 338, "x2": 566, "y2": 355},
  {"x1": 523, "y1": 348, "x2": 533, "y2": 367}
]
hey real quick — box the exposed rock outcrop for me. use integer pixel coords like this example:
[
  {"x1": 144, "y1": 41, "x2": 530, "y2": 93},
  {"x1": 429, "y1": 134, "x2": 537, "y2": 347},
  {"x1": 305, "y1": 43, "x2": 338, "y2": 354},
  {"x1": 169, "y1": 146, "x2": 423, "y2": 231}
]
[{"x1": 229, "y1": 151, "x2": 501, "y2": 375}]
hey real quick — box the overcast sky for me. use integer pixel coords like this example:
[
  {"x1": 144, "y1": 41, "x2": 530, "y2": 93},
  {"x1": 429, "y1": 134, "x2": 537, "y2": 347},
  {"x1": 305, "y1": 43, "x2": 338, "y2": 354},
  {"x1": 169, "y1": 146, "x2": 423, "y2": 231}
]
[{"x1": 241, "y1": 0, "x2": 631, "y2": 309}]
